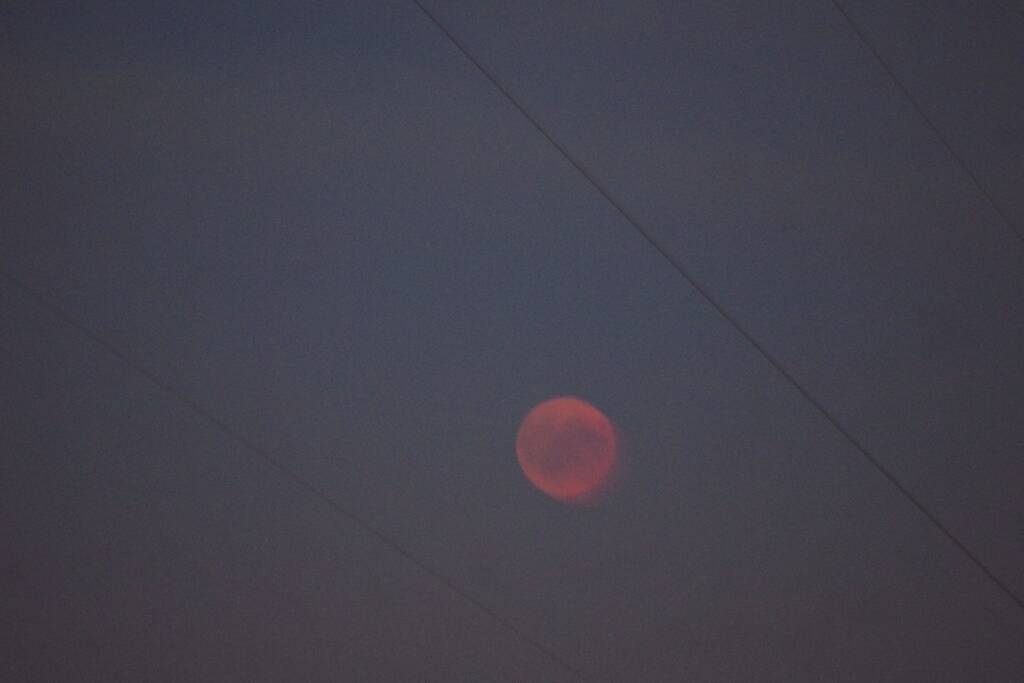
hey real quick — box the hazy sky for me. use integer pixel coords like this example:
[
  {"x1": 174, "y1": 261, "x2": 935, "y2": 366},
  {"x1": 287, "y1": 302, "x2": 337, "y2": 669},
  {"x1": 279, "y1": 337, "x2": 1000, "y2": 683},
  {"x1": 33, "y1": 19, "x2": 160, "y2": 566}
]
[{"x1": 3, "y1": 2, "x2": 1024, "y2": 680}]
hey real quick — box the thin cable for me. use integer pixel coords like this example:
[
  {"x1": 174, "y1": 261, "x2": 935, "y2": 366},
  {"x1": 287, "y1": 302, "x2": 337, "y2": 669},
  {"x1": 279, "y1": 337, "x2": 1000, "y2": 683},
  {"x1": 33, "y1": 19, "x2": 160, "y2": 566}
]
[
  {"x1": 1, "y1": 271, "x2": 591, "y2": 682},
  {"x1": 411, "y1": 0, "x2": 1024, "y2": 612},
  {"x1": 829, "y1": 0, "x2": 1024, "y2": 245}
]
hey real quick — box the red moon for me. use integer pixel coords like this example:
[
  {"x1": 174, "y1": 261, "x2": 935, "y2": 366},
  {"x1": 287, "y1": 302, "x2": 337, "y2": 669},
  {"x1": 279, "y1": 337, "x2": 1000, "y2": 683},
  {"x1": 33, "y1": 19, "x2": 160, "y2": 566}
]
[{"x1": 516, "y1": 396, "x2": 617, "y2": 503}]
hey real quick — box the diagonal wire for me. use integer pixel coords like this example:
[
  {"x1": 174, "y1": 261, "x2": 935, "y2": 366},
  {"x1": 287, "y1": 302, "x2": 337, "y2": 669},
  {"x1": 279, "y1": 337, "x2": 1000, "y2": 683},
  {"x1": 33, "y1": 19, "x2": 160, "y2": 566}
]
[
  {"x1": 1, "y1": 271, "x2": 591, "y2": 683},
  {"x1": 411, "y1": 0, "x2": 1024, "y2": 612},
  {"x1": 829, "y1": 0, "x2": 1024, "y2": 245}
]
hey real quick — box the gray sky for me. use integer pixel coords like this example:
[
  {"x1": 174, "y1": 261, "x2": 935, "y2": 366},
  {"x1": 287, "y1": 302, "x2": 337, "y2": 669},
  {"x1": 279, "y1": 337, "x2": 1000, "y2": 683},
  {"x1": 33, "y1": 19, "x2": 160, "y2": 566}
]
[{"x1": 3, "y1": 1, "x2": 1024, "y2": 680}]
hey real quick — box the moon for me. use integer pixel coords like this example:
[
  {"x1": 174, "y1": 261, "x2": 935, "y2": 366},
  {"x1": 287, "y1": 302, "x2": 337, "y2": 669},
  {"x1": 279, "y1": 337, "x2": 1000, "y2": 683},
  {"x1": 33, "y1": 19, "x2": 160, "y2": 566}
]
[{"x1": 516, "y1": 396, "x2": 618, "y2": 504}]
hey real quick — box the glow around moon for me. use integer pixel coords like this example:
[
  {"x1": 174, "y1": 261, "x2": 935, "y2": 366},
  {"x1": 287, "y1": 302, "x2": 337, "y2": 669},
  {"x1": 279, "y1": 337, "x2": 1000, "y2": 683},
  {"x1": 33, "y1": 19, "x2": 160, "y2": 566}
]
[{"x1": 515, "y1": 396, "x2": 617, "y2": 504}]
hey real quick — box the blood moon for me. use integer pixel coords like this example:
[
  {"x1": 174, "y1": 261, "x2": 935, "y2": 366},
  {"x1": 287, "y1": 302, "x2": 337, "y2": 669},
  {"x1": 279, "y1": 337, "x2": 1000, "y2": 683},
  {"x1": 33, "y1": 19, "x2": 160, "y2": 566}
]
[{"x1": 515, "y1": 396, "x2": 618, "y2": 504}]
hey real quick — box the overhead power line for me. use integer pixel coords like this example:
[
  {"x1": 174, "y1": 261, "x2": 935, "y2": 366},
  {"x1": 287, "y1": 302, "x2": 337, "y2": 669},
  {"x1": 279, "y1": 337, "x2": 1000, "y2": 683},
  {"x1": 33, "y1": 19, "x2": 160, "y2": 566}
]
[
  {"x1": 411, "y1": 0, "x2": 1024, "y2": 613},
  {"x1": 829, "y1": 0, "x2": 1023, "y2": 245},
  {"x1": 1, "y1": 271, "x2": 591, "y2": 683}
]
